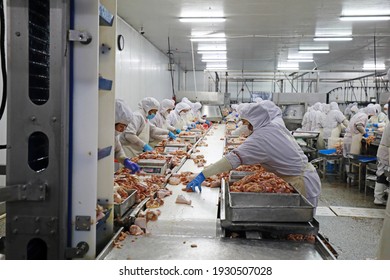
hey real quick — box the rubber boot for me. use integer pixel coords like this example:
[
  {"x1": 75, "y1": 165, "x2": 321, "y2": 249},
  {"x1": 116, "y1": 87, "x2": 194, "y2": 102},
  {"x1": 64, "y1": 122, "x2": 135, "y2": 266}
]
[{"x1": 374, "y1": 182, "x2": 387, "y2": 205}]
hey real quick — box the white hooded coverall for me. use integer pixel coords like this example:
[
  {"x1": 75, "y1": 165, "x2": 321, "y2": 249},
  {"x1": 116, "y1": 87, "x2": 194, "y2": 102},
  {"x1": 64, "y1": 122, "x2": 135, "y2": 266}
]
[
  {"x1": 120, "y1": 97, "x2": 169, "y2": 158},
  {"x1": 323, "y1": 102, "x2": 348, "y2": 143},
  {"x1": 114, "y1": 99, "x2": 133, "y2": 165},
  {"x1": 374, "y1": 122, "x2": 390, "y2": 205},
  {"x1": 343, "y1": 110, "x2": 370, "y2": 157},
  {"x1": 167, "y1": 102, "x2": 192, "y2": 130},
  {"x1": 150, "y1": 99, "x2": 176, "y2": 132},
  {"x1": 201, "y1": 103, "x2": 321, "y2": 207}
]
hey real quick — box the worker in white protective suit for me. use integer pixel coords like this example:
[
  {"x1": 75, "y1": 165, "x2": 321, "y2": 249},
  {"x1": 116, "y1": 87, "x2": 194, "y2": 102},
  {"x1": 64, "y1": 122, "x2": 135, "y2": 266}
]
[
  {"x1": 301, "y1": 106, "x2": 312, "y2": 131},
  {"x1": 167, "y1": 101, "x2": 192, "y2": 130},
  {"x1": 343, "y1": 105, "x2": 376, "y2": 157},
  {"x1": 316, "y1": 103, "x2": 330, "y2": 149},
  {"x1": 344, "y1": 102, "x2": 358, "y2": 120},
  {"x1": 120, "y1": 97, "x2": 176, "y2": 158},
  {"x1": 150, "y1": 99, "x2": 180, "y2": 134},
  {"x1": 350, "y1": 105, "x2": 359, "y2": 118},
  {"x1": 259, "y1": 100, "x2": 286, "y2": 127},
  {"x1": 230, "y1": 104, "x2": 250, "y2": 136},
  {"x1": 310, "y1": 102, "x2": 322, "y2": 132},
  {"x1": 191, "y1": 101, "x2": 210, "y2": 126},
  {"x1": 373, "y1": 101, "x2": 390, "y2": 205},
  {"x1": 187, "y1": 103, "x2": 321, "y2": 207},
  {"x1": 253, "y1": 97, "x2": 263, "y2": 103},
  {"x1": 369, "y1": 104, "x2": 389, "y2": 128},
  {"x1": 322, "y1": 102, "x2": 349, "y2": 148},
  {"x1": 181, "y1": 97, "x2": 196, "y2": 126},
  {"x1": 114, "y1": 99, "x2": 140, "y2": 173}
]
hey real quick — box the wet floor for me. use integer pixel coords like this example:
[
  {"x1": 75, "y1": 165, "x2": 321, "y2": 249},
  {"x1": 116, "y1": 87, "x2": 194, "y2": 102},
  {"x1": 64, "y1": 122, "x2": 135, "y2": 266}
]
[{"x1": 316, "y1": 177, "x2": 385, "y2": 260}]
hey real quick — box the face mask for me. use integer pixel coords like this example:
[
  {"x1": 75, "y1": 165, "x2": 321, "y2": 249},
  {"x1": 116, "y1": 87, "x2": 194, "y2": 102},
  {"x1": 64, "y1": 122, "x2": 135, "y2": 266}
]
[
  {"x1": 180, "y1": 112, "x2": 187, "y2": 117},
  {"x1": 146, "y1": 114, "x2": 156, "y2": 120},
  {"x1": 385, "y1": 110, "x2": 388, "y2": 115},
  {"x1": 115, "y1": 130, "x2": 121, "y2": 136}
]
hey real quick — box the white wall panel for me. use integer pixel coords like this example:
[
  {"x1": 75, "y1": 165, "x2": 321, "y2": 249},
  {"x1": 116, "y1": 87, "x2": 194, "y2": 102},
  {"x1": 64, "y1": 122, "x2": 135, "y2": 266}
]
[{"x1": 116, "y1": 17, "x2": 174, "y2": 111}]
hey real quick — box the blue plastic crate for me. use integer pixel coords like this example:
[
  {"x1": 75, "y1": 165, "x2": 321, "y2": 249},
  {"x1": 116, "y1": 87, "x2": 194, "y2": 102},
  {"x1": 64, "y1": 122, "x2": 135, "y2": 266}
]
[{"x1": 318, "y1": 149, "x2": 336, "y2": 155}]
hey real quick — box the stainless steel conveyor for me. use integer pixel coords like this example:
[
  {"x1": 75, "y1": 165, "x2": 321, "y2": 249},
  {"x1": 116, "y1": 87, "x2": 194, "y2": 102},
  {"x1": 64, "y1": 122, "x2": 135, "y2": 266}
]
[{"x1": 102, "y1": 124, "x2": 335, "y2": 260}]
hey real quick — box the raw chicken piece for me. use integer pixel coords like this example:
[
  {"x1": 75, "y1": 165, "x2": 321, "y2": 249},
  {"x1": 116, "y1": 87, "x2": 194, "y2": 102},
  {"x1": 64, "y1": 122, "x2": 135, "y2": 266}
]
[
  {"x1": 134, "y1": 217, "x2": 147, "y2": 229},
  {"x1": 168, "y1": 177, "x2": 181, "y2": 185},
  {"x1": 157, "y1": 189, "x2": 172, "y2": 198},
  {"x1": 146, "y1": 209, "x2": 161, "y2": 222},
  {"x1": 175, "y1": 194, "x2": 192, "y2": 205},
  {"x1": 129, "y1": 225, "x2": 144, "y2": 236}
]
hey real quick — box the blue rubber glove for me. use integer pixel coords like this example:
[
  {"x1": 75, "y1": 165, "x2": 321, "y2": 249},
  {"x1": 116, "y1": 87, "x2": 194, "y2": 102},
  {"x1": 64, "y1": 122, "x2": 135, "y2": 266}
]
[
  {"x1": 235, "y1": 114, "x2": 239, "y2": 117},
  {"x1": 168, "y1": 131, "x2": 177, "y2": 140},
  {"x1": 373, "y1": 123, "x2": 379, "y2": 128},
  {"x1": 186, "y1": 172, "x2": 205, "y2": 192},
  {"x1": 176, "y1": 129, "x2": 181, "y2": 134},
  {"x1": 191, "y1": 123, "x2": 197, "y2": 129},
  {"x1": 143, "y1": 144, "x2": 153, "y2": 152},
  {"x1": 205, "y1": 120, "x2": 211, "y2": 125},
  {"x1": 363, "y1": 132, "x2": 369, "y2": 138},
  {"x1": 195, "y1": 121, "x2": 200, "y2": 125},
  {"x1": 123, "y1": 158, "x2": 140, "y2": 174}
]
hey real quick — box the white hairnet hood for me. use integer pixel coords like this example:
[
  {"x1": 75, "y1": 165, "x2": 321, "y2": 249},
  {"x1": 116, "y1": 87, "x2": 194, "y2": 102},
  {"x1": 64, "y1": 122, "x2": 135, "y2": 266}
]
[
  {"x1": 253, "y1": 97, "x2": 263, "y2": 103},
  {"x1": 231, "y1": 104, "x2": 239, "y2": 111},
  {"x1": 159, "y1": 99, "x2": 175, "y2": 115},
  {"x1": 351, "y1": 105, "x2": 359, "y2": 113},
  {"x1": 240, "y1": 103, "x2": 270, "y2": 130},
  {"x1": 330, "y1": 102, "x2": 340, "y2": 111},
  {"x1": 115, "y1": 99, "x2": 133, "y2": 125},
  {"x1": 174, "y1": 102, "x2": 191, "y2": 113},
  {"x1": 138, "y1": 97, "x2": 160, "y2": 116},
  {"x1": 374, "y1": 104, "x2": 382, "y2": 114},
  {"x1": 365, "y1": 105, "x2": 377, "y2": 116},
  {"x1": 193, "y1": 102, "x2": 202, "y2": 111}
]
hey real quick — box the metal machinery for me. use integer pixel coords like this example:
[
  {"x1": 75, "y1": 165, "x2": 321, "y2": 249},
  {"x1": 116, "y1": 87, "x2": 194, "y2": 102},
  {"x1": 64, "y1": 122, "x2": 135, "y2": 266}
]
[{"x1": 0, "y1": 0, "x2": 117, "y2": 259}]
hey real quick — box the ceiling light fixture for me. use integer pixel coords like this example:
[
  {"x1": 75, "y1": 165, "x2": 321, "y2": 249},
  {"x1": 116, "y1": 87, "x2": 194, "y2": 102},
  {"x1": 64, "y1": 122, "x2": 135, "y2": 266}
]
[
  {"x1": 179, "y1": 17, "x2": 226, "y2": 23},
  {"x1": 298, "y1": 49, "x2": 330, "y2": 54},
  {"x1": 287, "y1": 59, "x2": 314, "y2": 62},
  {"x1": 197, "y1": 50, "x2": 227, "y2": 54},
  {"x1": 340, "y1": 15, "x2": 390, "y2": 21},
  {"x1": 190, "y1": 38, "x2": 226, "y2": 42},
  {"x1": 277, "y1": 67, "x2": 299, "y2": 71},
  {"x1": 313, "y1": 37, "x2": 353, "y2": 41},
  {"x1": 202, "y1": 59, "x2": 227, "y2": 62},
  {"x1": 362, "y1": 65, "x2": 386, "y2": 70}
]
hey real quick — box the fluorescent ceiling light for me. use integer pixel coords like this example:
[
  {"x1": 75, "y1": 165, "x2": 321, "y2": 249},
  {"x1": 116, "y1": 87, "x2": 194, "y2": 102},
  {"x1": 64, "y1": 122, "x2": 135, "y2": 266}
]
[
  {"x1": 202, "y1": 59, "x2": 227, "y2": 62},
  {"x1": 299, "y1": 49, "x2": 329, "y2": 53},
  {"x1": 314, "y1": 37, "x2": 353, "y2": 41},
  {"x1": 363, "y1": 64, "x2": 386, "y2": 70},
  {"x1": 287, "y1": 59, "x2": 314, "y2": 62},
  {"x1": 340, "y1": 15, "x2": 390, "y2": 21},
  {"x1": 202, "y1": 54, "x2": 227, "y2": 59},
  {"x1": 190, "y1": 38, "x2": 226, "y2": 42},
  {"x1": 179, "y1": 17, "x2": 226, "y2": 23},
  {"x1": 277, "y1": 67, "x2": 299, "y2": 71},
  {"x1": 197, "y1": 50, "x2": 227, "y2": 54},
  {"x1": 197, "y1": 44, "x2": 226, "y2": 51}
]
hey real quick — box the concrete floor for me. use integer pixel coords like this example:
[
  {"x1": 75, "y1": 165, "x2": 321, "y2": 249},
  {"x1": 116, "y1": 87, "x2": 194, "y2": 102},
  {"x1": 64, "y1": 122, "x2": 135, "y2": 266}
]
[
  {"x1": 316, "y1": 177, "x2": 385, "y2": 260},
  {"x1": 0, "y1": 177, "x2": 386, "y2": 260}
]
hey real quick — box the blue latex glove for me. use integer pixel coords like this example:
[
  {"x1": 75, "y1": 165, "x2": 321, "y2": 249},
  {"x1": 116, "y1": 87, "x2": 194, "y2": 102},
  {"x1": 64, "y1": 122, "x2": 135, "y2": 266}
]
[
  {"x1": 235, "y1": 114, "x2": 239, "y2": 117},
  {"x1": 168, "y1": 131, "x2": 177, "y2": 140},
  {"x1": 363, "y1": 133, "x2": 369, "y2": 138},
  {"x1": 195, "y1": 121, "x2": 200, "y2": 125},
  {"x1": 176, "y1": 129, "x2": 181, "y2": 134},
  {"x1": 123, "y1": 158, "x2": 140, "y2": 174},
  {"x1": 205, "y1": 120, "x2": 211, "y2": 125},
  {"x1": 143, "y1": 144, "x2": 153, "y2": 152},
  {"x1": 373, "y1": 123, "x2": 379, "y2": 128},
  {"x1": 186, "y1": 172, "x2": 205, "y2": 192}
]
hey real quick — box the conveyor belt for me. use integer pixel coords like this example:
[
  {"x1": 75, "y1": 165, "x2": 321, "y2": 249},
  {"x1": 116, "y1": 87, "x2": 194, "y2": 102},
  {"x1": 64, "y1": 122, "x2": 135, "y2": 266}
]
[{"x1": 103, "y1": 124, "x2": 335, "y2": 260}]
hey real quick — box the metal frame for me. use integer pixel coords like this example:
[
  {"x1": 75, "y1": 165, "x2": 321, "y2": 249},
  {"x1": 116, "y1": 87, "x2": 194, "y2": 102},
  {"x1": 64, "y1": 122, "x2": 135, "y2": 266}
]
[{"x1": 6, "y1": 0, "x2": 69, "y2": 259}]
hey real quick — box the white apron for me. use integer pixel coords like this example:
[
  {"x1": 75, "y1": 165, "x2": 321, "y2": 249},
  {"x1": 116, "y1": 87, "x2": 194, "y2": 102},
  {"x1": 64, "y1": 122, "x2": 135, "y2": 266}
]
[
  {"x1": 350, "y1": 133, "x2": 362, "y2": 155},
  {"x1": 123, "y1": 121, "x2": 150, "y2": 158}
]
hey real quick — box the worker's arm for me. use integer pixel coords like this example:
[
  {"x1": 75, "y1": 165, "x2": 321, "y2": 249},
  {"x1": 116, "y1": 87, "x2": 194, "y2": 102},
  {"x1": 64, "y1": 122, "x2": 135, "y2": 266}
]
[
  {"x1": 150, "y1": 123, "x2": 169, "y2": 138},
  {"x1": 114, "y1": 137, "x2": 127, "y2": 164},
  {"x1": 202, "y1": 157, "x2": 233, "y2": 177},
  {"x1": 342, "y1": 118, "x2": 349, "y2": 128},
  {"x1": 356, "y1": 123, "x2": 366, "y2": 134}
]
